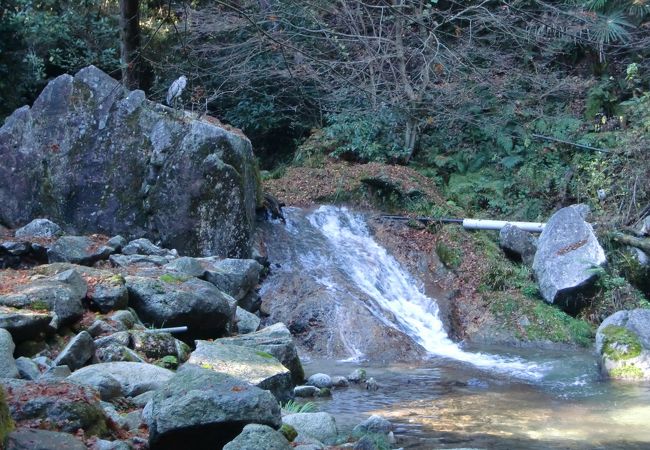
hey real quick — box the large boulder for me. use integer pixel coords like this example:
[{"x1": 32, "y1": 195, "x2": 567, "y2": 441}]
[
  {"x1": 218, "y1": 323, "x2": 304, "y2": 384},
  {"x1": 1, "y1": 379, "x2": 107, "y2": 435},
  {"x1": 188, "y1": 340, "x2": 293, "y2": 401},
  {"x1": 47, "y1": 236, "x2": 113, "y2": 265},
  {"x1": 5, "y1": 428, "x2": 86, "y2": 450},
  {"x1": 533, "y1": 206, "x2": 606, "y2": 312},
  {"x1": 201, "y1": 258, "x2": 263, "y2": 300},
  {"x1": 0, "y1": 269, "x2": 86, "y2": 333},
  {"x1": 596, "y1": 309, "x2": 650, "y2": 380},
  {"x1": 0, "y1": 65, "x2": 257, "y2": 257},
  {"x1": 0, "y1": 329, "x2": 19, "y2": 378},
  {"x1": 146, "y1": 365, "x2": 281, "y2": 450},
  {"x1": 125, "y1": 275, "x2": 236, "y2": 340},
  {"x1": 67, "y1": 362, "x2": 173, "y2": 397},
  {"x1": 282, "y1": 412, "x2": 338, "y2": 445},
  {"x1": 223, "y1": 424, "x2": 292, "y2": 450}
]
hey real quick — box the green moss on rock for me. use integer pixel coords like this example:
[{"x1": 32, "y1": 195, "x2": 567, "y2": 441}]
[
  {"x1": 601, "y1": 325, "x2": 642, "y2": 361},
  {"x1": 0, "y1": 386, "x2": 14, "y2": 444},
  {"x1": 159, "y1": 273, "x2": 189, "y2": 284},
  {"x1": 279, "y1": 423, "x2": 297, "y2": 442},
  {"x1": 609, "y1": 364, "x2": 644, "y2": 380}
]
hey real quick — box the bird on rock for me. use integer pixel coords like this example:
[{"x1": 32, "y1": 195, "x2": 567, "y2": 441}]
[{"x1": 166, "y1": 75, "x2": 187, "y2": 107}]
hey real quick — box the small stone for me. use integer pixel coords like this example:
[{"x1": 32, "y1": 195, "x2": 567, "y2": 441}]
[
  {"x1": 54, "y1": 331, "x2": 95, "y2": 371},
  {"x1": 40, "y1": 365, "x2": 72, "y2": 379},
  {"x1": 315, "y1": 388, "x2": 331, "y2": 397},
  {"x1": 306, "y1": 373, "x2": 332, "y2": 389},
  {"x1": 294, "y1": 385, "x2": 319, "y2": 397},
  {"x1": 348, "y1": 368, "x2": 367, "y2": 383},
  {"x1": 331, "y1": 376, "x2": 349, "y2": 388},
  {"x1": 365, "y1": 377, "x2": 378, "y2": 391},
  {"x1": 352, "y1": 415, "x2": 392, "y2": 436},
  {"x1": 15, "y1": 357, "x2": 40, "y2": 380},
  {"x1": 236, "y1": 307, "x2": 261, "y2": 334}
]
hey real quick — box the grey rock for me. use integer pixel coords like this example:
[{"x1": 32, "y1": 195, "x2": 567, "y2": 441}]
[
  {"x1": 201, "y1": 258, "x2": 262, "y2": 300},
  {"x1": 68, "y1": 370, "x2": 122, "y2": 401},
  {"x1": 224, "y1": 424, "x2": 292, "y2": 450},
  {"x1": 122, "y1": 238, "x2": 172, "y2": 257},
  {"x1": 95, "y1": 343, "x2": 144, "y2": 363},
  {"x1": 163, "y1": 257, "x2": 206, "y2": 277},
  {"x1": 106, "y1": 235, "x2": 127, "y2": 252},
  {"x1": 15, "y1": 357, "x2": 40, "y2": 380},
  {"x1": 88, "y1": 320, "x2": 121, "y2": 337},
  {"x1": 499, "y1": 224, "x2": 537, "y2": 265},
  {"x1": 40, "y1": 365, "x2": 72, "y2": 380},
  {"x1": 0, "y1": 66, "x2": 257, "y2": 257},
  {"x1": 236, "y1": 306, "x2": 260, "y2": 334},
  {"x1": 352, "y1": 415, "x2": 392, "y2": 436},
  {"x1": 639, "y1": 216, "x2": 650, "y2": 236},
  {"x1": 14, "y1": 219, "x2": 63, "y2": 239},
  {"x1": 110, "y1": 254, "x2": 171, "y2": 268},
  {"x1": 146, "y1": 365, "x2": 281, "y2": 450},
  {"x1": 188, "y1": 340, "x2": 293, "y2": 402},
  {"x1": 130, "y1": 331, "x2": 179, "y2": 360},
  {"x1": 126, "y1": 275, "x2": 236, "y2": 340},
  {"x1": 47, "y1": 235, "x2": 113, "y2": 265},
  {"x1": 293, "y1": 433, "x2": 326, "y2": 450},
  {"x1": 1, "y1": 378, "x2": 107, "y2": 434},
  {"x1": 122, "y1": 409, "x2": 143, "y2": 431},
  {"x1": 110, "y1": 309, "x2": 141, "y2": 329},
  {"x1": 365, "y1": 377, "x2": 378, "y2": 391},
  {"x1": 348, "y1": 369, "x2": 368, "y2": 384},
  {"x1": 306, "y1": 373, "x2": 332, "y2": 389},
  {"x1": 353, "y1": 435, "x2": 389, "y2": 450},
  {"x1": 32, "y1": 356, "x2": 53, "y2": 372},
  {"x1": 282, "y1": 412, "x2": 338, "y2": 445},
  {"x1": 69, "y1": 362, "x2": 173, "y2": 397},
  {"x1": 0, "y1": 328, "x2": 19, "y2": 378},
  {"x1": 132, "y1": 390, "x2": 155, "y2": 407},
  {"x1": 218, "y1": 323, "x2": 304, "y2": 384},
  {"x1": 90, "y1": 278, "x2": 129, "y2": 313},
  {"x1": 570, "y1": 203, "x2": 592, "y2": 220},
  {"x1": 94, "y1": 439, "x2": 132, "y2": 450},
  {"x1": 95, "y1": 331, "x2": 132, "y2": 349},
  {"x1": 238, "y1": 291, "x2": 262, "y2": 313},
  {"x1": 0, "y1": 269, "x2": 86, "y2": 331},
  {"x1": 533, "y1": 205, "x2": 607, "y2": 312},
  {"x1": 5, "y1": 428, "x2": 86, "y2": 450},
  {"x1": 0, "y1": 241, "x2": 30, "y2": 256},
  {"x1": 595, "y1": 309, "x2": 650, "y2": 380},
  {"x1": 0, "y1": 308, "x2": 52, "y2": 342},
  {"x1": 54, "y1": 331, "x2": 95, "y2": 371},
  {"x1": 331, "y1": 376, "x2": 349, "y2": 388},
  {"x1": 294, "y1": 385, "x2": 319, "y2": 397}
]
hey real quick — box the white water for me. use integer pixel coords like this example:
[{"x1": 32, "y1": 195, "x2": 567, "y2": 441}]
[{"x1": 305, "y1": 205, "x2": 548, "y2": 380}]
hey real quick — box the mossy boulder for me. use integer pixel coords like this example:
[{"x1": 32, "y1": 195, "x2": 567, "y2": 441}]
[
  {"x1": 0, "y1": 65, "x2": 258, "y2": 257},
  {"x1": 596, "y1": 309, "x2": 650, "y2": 380},
  {"x1": 0, "y1": 386, "x2": 14, "y2": 444}
]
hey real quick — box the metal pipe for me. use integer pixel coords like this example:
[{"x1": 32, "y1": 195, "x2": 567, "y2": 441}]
[
  {"x1": 462, "y1": 219, "x2": 545, "y2": 233},
  {"x1": 144, "y1": 326, "x2": 188, "y2": 334}
]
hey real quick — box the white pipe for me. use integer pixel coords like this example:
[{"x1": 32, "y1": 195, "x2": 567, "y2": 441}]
[{"x1": 462, "y1": 219, "x2": 545, "y2": 233}]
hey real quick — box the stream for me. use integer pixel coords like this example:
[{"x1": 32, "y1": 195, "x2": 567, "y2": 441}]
[{"x1": 260, "y1": 206, "x2": 650, "y2": 449}]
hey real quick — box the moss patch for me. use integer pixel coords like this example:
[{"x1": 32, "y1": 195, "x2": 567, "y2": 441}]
[
  {"x1": 0, "y1": 386, "x2": 14, "y2": 444},
  {"x1": 601, "y1": 325, "x2": 642, "y2": 361},
  {"x1": 280, "y1": 423, "x2": 297, "y2": 442},
  {"x1": 609, "y1": 364, "x2": 644, "y2": 380},
  {"x1": 159, "y1": 273, "x2": 189, "y2": 284},
  {"x1": 254, "y1": 350, "x2": 275, "y2": 359}
]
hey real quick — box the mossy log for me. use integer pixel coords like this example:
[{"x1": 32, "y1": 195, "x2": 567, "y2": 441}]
[{"x1": 610, "y1": 232, "x2": 650, "y2": 254}]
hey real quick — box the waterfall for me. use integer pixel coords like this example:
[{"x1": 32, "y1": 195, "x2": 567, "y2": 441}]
[{"x1": 268, "y1": 205, "x2": 547, "y2": 379}]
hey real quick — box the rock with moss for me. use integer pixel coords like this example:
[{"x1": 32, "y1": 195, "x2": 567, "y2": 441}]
[
  {"x1": 0, "y1": 66, "x2": 257, "y2": 257},
  {"x1": 0, "y1": 269, "x2": 86, "y2": 336},
  {"x1": 596, "y1": 309, "x2": 650, "y2": 380},
  {"x1": 200, "y1": 258, "x2": 263, "y2": 301},
  {"x1": 532, "y1": 205, "x2": 606, "y2": 313},
  {"x1": 218, "y1": 323, "x2": 305, "y2": 384},
  {"x1": 68, "y1": 362, "x2": 173, "y2": 397},
  {"x1": 224, "y1": 424, "x2": 292, "y2": 450},
  {"x1": 1, "y1": 379, "x2": 107, "y2": 435},
  {"x1": 281, "y1": 412, "x2": 338, "y2": 445},
  {"x1": 188, "y1": 340, "x2": 293, "y2": 402},
  {"x1": 146, "y1": 365, "x2": 281, "y2": 450},
  {"x1": 0, "y1": 386, "x2": 14, "y2": 443},
  {"x1": 125, "y1": 275, "x2": 236, "y2": 340}
]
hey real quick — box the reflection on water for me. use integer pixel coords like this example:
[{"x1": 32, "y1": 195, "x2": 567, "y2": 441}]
[{"x1": 303, "y1": 350, "x2": 650, "y2": 450}]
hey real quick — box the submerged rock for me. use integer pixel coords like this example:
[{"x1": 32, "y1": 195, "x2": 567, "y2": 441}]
[
  {"x1": 533, "y1": 205, "x2": 606, "y2": 312},
  {"x1": 596, "y1": 309, "x2": 650, "y2": 380},
  {"x1": 0, "y1": 65, "x2": 257, "y2": 257}
]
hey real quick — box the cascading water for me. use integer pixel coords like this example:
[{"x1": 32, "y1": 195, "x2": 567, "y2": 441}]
[{"x1": 269, "y1": 205, "x2": 546, "y2": 379}]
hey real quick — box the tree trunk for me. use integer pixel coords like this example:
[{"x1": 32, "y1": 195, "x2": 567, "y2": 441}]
[
  {"x1": 120, "y1": 0, "x2": 140, "y2": 89},
  {"x1": 610, "y1": 232, "x2": 650, "y2": 254}
]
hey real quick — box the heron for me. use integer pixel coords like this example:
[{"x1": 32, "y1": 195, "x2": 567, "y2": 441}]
[{"x1": 166, "y1": 75, "x2": 187, "y2": 110}]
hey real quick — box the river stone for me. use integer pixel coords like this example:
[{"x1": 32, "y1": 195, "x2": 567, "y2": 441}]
[
  {"x1": 53, "y1": 331, "x2": 95, "y2": 371},
  {"x1": 47, "y1": 236, "x2": 112, "y2": 265},
  {"x1": 236, "y1": 306, "x2": 260, "y2": 334},
  {"x1": 5, "y1": 428, "x2": 86, "y2": 450},
  {"x1": 331, "y1": 376, "x2": 349, "y2": 388},
  {"x1": 596, "y1": 309, "x2": 650, "y2": 380},
  {"x1": 218, "y1": 323, "x2": 304, "y2": 384},
  {"x1": 294, "y1": 385, "x2": 319, "y2": 397},
  {"x1": 163, "y1": 257, "x2": 206, "y2": 277},
  {"x1": 15, "y1": 357, "x2": 40, "y2": 381},
  {"x1": 224, "y1": 424, "x2": 292, "y2": 450},
  {"x1": 0, "y1": 329, "x2": 19, "y2": 378},
  {"x1": 0, "y1": 269, "x2": 86, "y2": 331},
  {"x1": 282, "y1": 412, "x2": 338, "y2": 445},
  {"x1": 1, "y1": 379, "x2": 107, "y2": 435},
  {"x1": 68, "y1": 362, "x2": 173, "y2": 397},
  {"x1": 188, "y1": 340, "x2": 293, "y2": 402},
  {"x1": 499, "y1": 224, "x2": 537, "y2": 265},
  {"x1": 532, "y1": 206, "x2": 606, "y2": 312},
  {"x1": 0, "y1": 307, "x2": 51, "y2": 343},
  {"x1": 110, "y1": 254, "x2": 171, "y2": 268},
  {"x1": 146, "y1": 365, "x2": 281, "y2": 450},
  {"x1": 14, "y1": 219, "x2": 63, "y2": 239},
  {"x1": 125, "y1": 275, "x2": 236, "y2": 340},
  {"x1": 122, "y1": 238, "x2": 172, "y2": 257},
  {"x1": 201, "y1": 258, "x2": 263, "y2": 300},
  {"x1": 0, "y1": 66, "x2": 257, "y2": 258},
  {"x1": 306, "y1": 373, "x2": 332, "y2": 389},
  {"x1": 352, "y1": 415, "x2": 392, "y2": 436}
]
